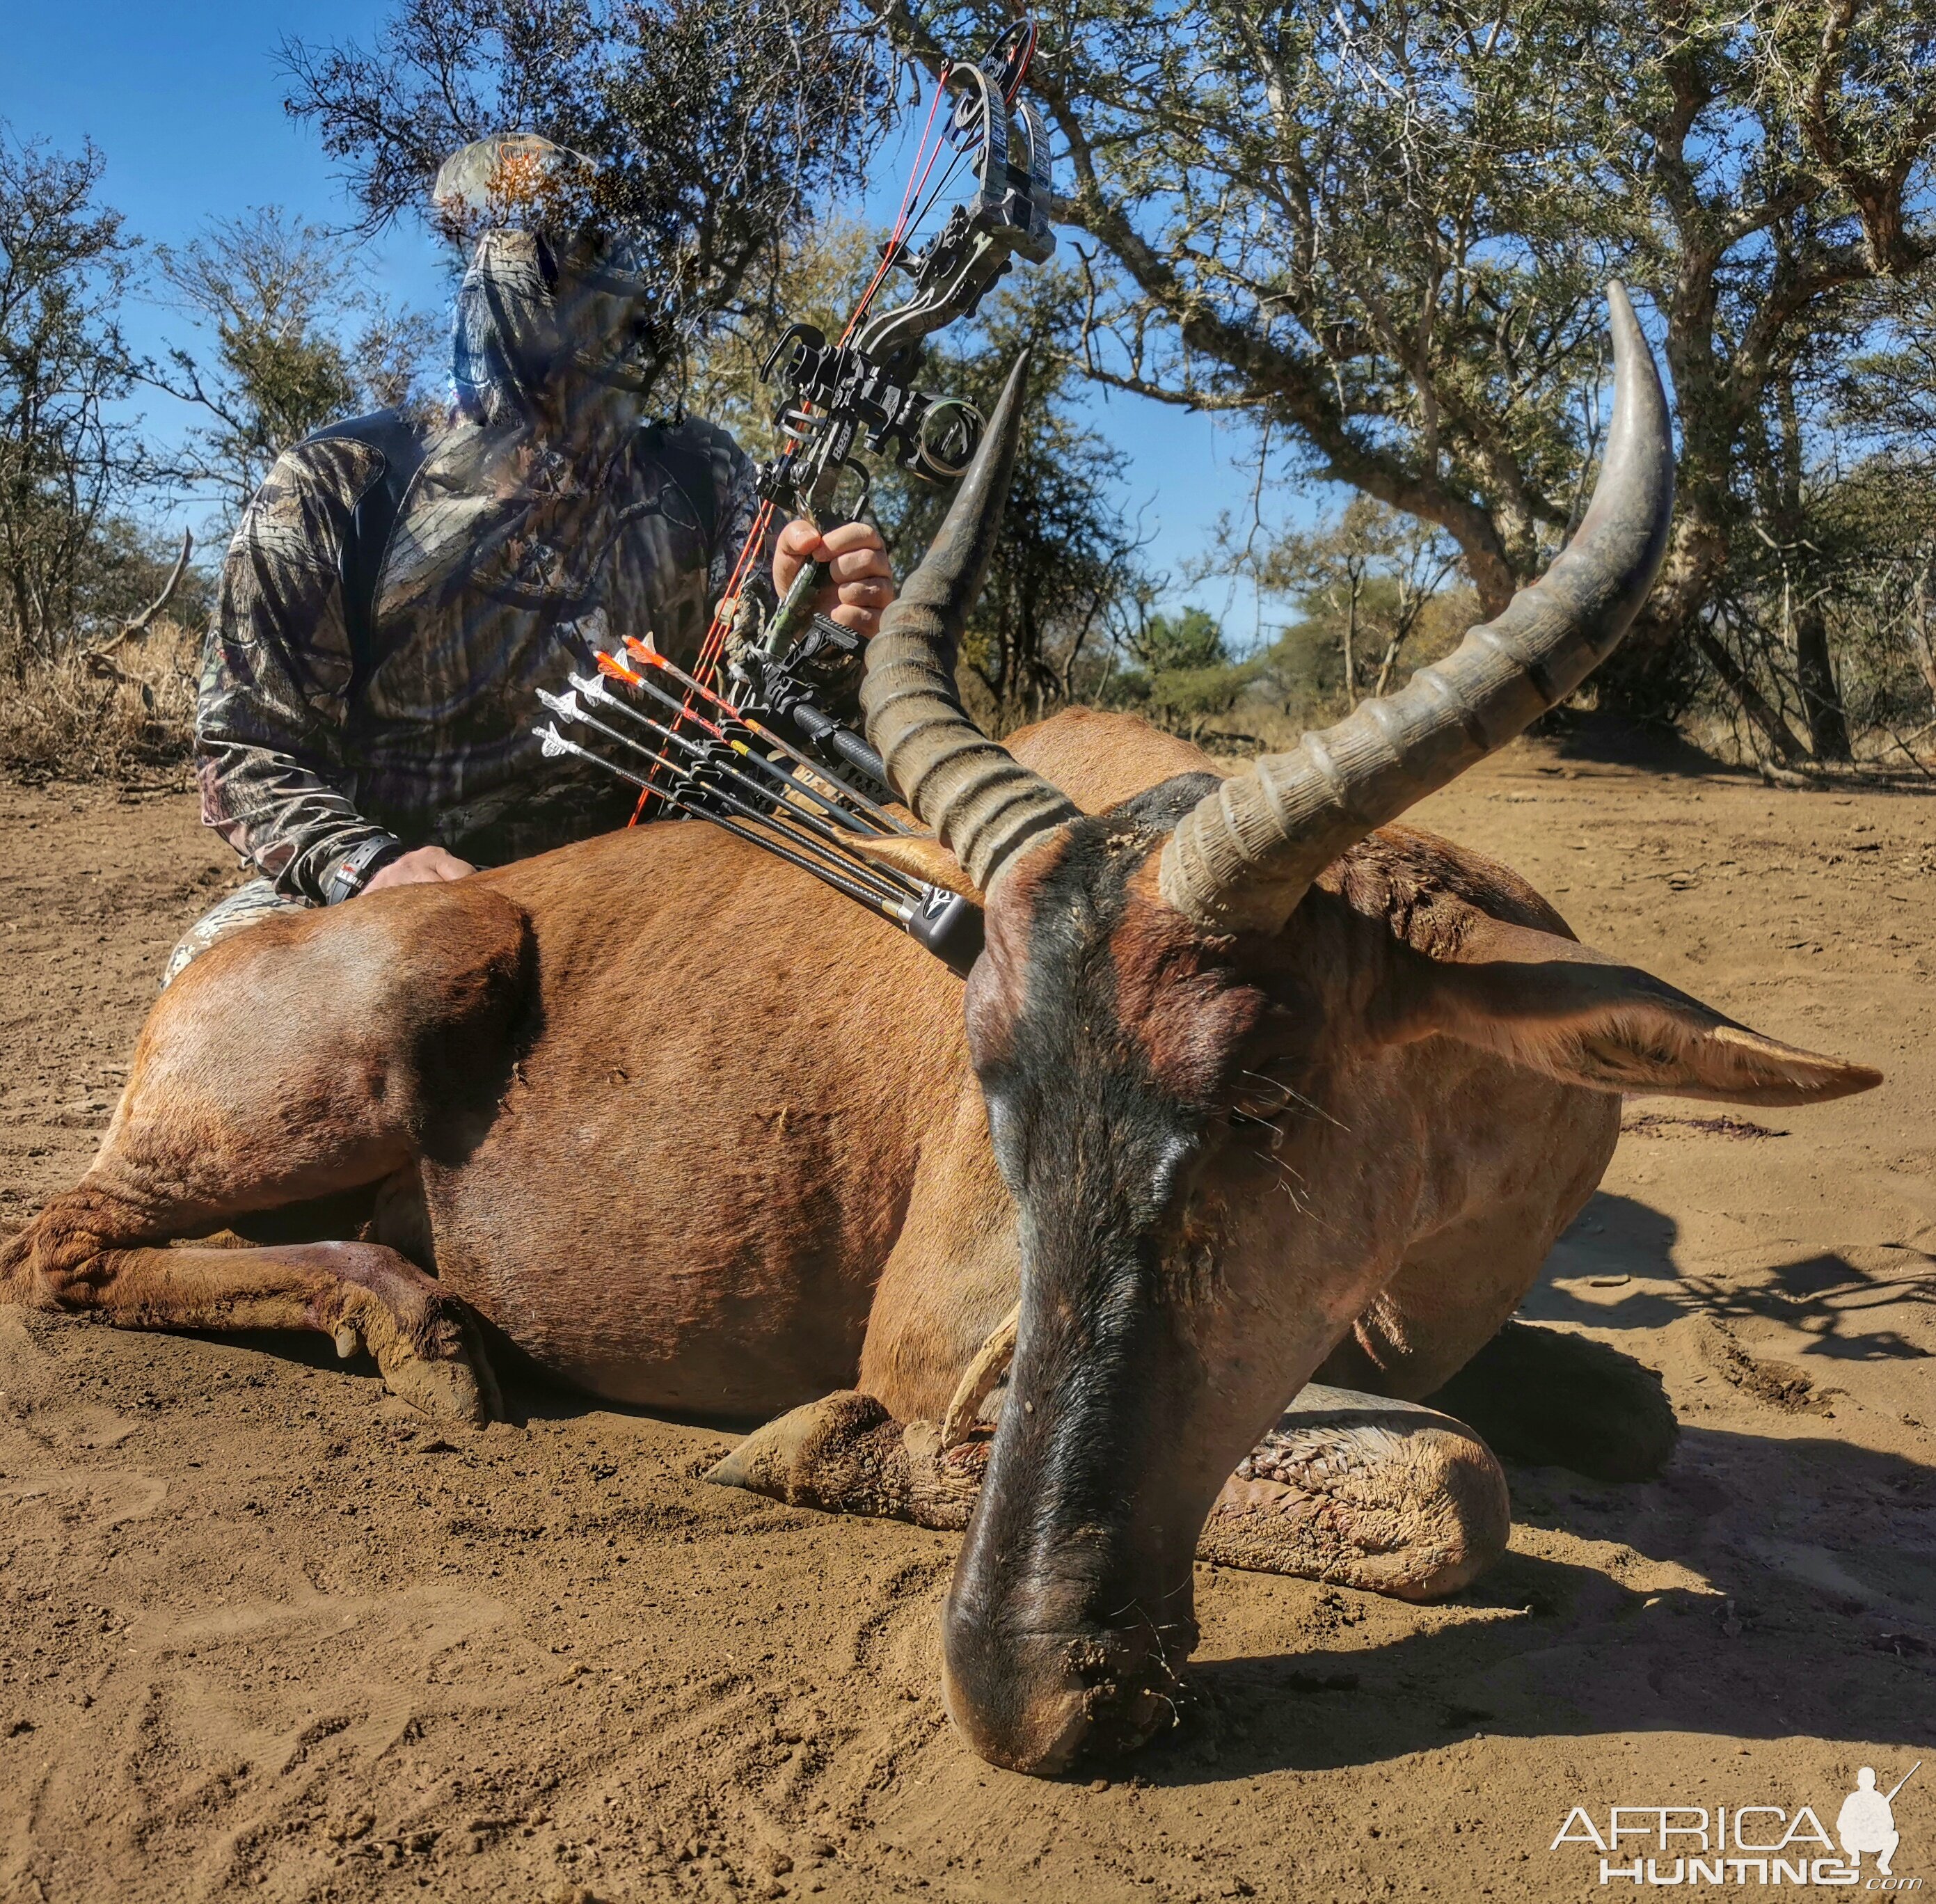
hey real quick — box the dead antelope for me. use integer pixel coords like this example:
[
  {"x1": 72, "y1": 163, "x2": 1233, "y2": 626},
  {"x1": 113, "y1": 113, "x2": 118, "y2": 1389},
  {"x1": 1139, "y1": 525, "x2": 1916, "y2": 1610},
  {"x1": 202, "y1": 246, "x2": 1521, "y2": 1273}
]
[{"x1": 1, "y1": 287, "x2": 1878, "y2": 1775}]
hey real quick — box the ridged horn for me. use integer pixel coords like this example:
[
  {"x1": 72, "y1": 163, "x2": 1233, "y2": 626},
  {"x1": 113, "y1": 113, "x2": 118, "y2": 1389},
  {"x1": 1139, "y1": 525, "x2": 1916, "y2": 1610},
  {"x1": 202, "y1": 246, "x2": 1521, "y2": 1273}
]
[
  {"x1": 1159, "y1": 282, "x2": 1676, "y2": 934},
  {"x1": 862, "y1": 351, "x2": 1079, "y2": 890}
]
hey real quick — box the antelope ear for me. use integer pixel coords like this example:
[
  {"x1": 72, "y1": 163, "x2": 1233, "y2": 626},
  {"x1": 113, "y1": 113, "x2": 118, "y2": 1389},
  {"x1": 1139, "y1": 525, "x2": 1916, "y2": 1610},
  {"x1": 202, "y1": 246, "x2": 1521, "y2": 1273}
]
[
  {"x1": 1396, "y1": 918, "x2": 1882, "y2": 1107},
  {"x1": 851, "y1": 832, "x2": 984, "y2": 901}
]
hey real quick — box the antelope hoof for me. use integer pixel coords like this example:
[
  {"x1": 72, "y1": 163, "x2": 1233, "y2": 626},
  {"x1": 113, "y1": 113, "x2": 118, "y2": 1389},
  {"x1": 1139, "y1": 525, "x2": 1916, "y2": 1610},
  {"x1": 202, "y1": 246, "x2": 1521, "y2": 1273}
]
[
  {"x1": 708, "y1": 1390, "x2": 985, "y2": 1530},
  {"x1": 1200, "y1": 1386, "x2": 1510, "y2": 1601},
  {"x1": 708, "y1": 1391, "x2": 898, "y2": 1504},
  {"x1": 360, "y1": 1296, "x2": 500, "y2": 1428}
]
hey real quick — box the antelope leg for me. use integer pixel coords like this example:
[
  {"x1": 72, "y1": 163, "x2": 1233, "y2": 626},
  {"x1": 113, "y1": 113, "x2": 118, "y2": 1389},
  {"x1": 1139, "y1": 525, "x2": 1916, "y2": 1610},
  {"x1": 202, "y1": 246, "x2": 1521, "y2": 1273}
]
[
  {"x1": 706, "y1": 1391, "x2": 985, "y2": 1532},
  {"x1": 711, "y1": 1381, "x2": 1508, "y2": 1601},
  {"x1": 3, "y1": 1215, "x2": 500, "y2": 1427},
  {"x1": 1200, "y1": 1385, "x2": 1509, "y2": 1602},
  {"x1": 710, "y1": 1300, "x2": 1021, "y2": 1527}
]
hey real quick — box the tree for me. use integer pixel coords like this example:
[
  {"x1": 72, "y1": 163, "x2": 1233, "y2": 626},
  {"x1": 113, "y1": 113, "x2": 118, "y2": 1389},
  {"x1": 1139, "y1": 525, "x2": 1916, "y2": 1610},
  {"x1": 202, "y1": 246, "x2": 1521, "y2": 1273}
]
[
  {"x1": 1688, "y1": 276, "x2": 1936, "y2": 770},
  {"x1": 1647, "y1": 247, "x2": 1936, "y2": 770},
  {"x1": 1129, "y1": 607, "x2": 1228, "y2": 676},
  {"x1": 150, "y1": 207, "x2": 441, "y2": 525},
  {"x1": 280, "y1": 0, "x2": 894, "y2": 399},
  {"x1": 1235, "y1": 495, "x2": 1461, "y2": 708},
  {"x1": 1105, "y1": 605, "x2": 1269, "y2": 738},
  {"x1": 0, "y1": 126, "x2": 144, "y2": 678},
  {"x1": 880, "y1": 271, "x2": 1160, "y2": 725},
  {"x1": 880, "y1": 0, "x2": 1936, "y2": 722},
  {"x1": 681, "y1": 215, "x2": 880, "y2": 457}
]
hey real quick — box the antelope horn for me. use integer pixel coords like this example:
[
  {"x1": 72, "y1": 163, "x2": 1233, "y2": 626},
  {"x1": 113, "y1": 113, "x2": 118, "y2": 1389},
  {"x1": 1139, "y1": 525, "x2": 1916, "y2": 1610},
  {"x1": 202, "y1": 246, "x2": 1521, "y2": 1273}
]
[
  {"x1": 862, "y1": 351, "x2": 1079, "y2": 889},
  {"x1": 1159, "y1": 282, "x2": 1676, "y2": 934}
]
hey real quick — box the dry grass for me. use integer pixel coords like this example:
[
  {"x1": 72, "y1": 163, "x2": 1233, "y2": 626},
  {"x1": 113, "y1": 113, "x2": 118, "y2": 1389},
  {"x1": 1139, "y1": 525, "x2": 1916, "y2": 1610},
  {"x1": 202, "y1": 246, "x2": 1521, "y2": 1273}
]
[{"x1": 0, "y1": 621, "x2": 198, "y2": 785}]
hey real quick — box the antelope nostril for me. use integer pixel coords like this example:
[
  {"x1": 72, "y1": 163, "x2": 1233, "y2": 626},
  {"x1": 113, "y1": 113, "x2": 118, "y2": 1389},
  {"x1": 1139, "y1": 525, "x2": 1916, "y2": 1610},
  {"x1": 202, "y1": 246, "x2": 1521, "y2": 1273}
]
[
  {"x1": 940, "y1": 1613, "x2": 1189, "y2": 1774},
  {"x1": 1065, "y1": 1625, "x2": 1152, "y2": 1692},
  {"x1": 1061, "y1": 1626, "x2": 1187, "y2": 1756}
]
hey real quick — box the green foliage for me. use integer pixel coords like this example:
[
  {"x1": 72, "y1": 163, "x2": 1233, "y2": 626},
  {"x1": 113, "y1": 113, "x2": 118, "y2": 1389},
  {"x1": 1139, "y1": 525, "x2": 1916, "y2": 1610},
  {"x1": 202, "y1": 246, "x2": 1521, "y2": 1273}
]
[
  {"x1": 682, "y1": 218, "x2": 879, "y2": 459},
  {"x1": 1106, "y1": 607, "x2": 1264, "y2": 735},
  {"x1": 13, "y1": 0, "x2": 1936, "y2": 775},
  {"x1": 1239, "y1": 495, "x2": 1461, "y2": 707},
  {"x1": 1129, "y1": 608, "x2": 1227, "y2": 674},
  {"x1": 0, "y1": 125, "x2": 144, "y2": 676},
  {"x1": 881, "y1": 270, "x2": 1158, "y2": 727},
  {"x1": 280, "y1": 0, "x2": 894, "y2": 400},
  {"x1": 151, "y1": 207, "x2": 442, "y2": 526},
  {"x1": 887, "y1": 0, "x2": 1936, "y2": 731}
]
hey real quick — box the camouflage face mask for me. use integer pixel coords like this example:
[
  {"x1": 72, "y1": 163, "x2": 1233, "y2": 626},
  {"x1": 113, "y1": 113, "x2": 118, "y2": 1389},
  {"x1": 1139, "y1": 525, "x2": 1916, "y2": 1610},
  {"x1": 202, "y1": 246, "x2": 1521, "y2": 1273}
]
[{"x1": 438, "y1": 134, "x2": 661, "y2": 422}]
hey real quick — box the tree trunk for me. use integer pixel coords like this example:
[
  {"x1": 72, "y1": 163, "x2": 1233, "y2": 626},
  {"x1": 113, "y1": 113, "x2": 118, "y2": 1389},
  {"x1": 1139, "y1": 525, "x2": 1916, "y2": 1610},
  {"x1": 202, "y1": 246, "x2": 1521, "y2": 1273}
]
[
  {"x1": 1373, "y1": 635, "x2": 1404, "y2": 698},
  {"x1": 1337, "y1": 565, "x2": 1365, "y2": 710},
  {"x1": 1592, "y1": 508, "x2": 1730, "y2": 719},
  {"x1": 1793, "y1": 597, "x2": 1851, "y2": 761},
  {"x1": 1689, "y1": 622, "x2": 1808, "y2": 765},
  {"x1": 1341, "y1": 590, "x2": 1358, "y2": 709},
  {"x1": 1772, "y1": 373, "x2": 1850, "y2": 762},
  {"x1": 1908, "y1": 551, "x2": 1936, "y2": 710}
]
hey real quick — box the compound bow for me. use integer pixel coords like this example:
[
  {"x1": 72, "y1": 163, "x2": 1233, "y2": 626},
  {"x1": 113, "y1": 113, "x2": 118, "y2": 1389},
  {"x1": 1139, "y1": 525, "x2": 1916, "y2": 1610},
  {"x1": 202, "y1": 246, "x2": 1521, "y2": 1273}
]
[{"x1": 535, "y1": 18, "x2": 1055, "y2": 973}]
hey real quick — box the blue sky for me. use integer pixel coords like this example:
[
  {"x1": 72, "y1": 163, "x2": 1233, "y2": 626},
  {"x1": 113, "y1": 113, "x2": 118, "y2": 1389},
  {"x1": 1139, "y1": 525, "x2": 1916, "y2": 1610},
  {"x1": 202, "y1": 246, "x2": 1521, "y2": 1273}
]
[{"x1": 4, "y1": 2, "x2": 1296, "y2": 641}]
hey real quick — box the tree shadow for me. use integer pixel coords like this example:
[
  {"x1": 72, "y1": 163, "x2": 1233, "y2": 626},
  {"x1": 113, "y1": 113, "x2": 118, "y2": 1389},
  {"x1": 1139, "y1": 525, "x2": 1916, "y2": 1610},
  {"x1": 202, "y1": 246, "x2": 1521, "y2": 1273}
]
[
  {"x1": 1528, "y1": 1191, "x2": 1934, "y2": 1365},
  {"x1": 1534, "y1": 710, "x2": 1750, "y2": 779},
  {"x1": 1532, "y1": 709, "x2": 1936, "y2": 795}
]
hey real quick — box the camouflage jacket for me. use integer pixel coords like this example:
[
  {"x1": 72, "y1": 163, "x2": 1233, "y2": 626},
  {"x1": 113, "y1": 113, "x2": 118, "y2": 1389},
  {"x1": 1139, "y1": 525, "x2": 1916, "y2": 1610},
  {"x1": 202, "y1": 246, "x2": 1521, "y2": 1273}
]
[{"x1": 196, "y1": 411, "x2": 759, "y2": 899}]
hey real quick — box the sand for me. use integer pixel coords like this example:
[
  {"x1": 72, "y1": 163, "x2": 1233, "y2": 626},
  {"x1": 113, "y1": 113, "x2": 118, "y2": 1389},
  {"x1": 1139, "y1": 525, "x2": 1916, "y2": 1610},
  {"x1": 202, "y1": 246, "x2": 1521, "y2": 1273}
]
[{"x1": 0, "y1": 737, "x2": 1929, "y2": 1902}]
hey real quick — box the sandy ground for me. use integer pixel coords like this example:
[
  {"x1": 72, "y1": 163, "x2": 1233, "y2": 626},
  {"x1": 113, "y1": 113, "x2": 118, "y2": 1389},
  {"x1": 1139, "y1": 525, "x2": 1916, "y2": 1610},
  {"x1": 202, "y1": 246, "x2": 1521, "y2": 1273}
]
[{"x1": 0, "y1": 740, "x2": 1930, "y2": 1903}]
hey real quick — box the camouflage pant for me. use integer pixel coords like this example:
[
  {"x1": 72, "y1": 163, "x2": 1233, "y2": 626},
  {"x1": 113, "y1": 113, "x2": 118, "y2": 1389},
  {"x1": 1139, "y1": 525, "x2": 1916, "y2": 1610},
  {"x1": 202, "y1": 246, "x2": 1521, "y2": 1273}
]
[{"x1": 162, "y1": 879, "x2": 312, "y2": 989}]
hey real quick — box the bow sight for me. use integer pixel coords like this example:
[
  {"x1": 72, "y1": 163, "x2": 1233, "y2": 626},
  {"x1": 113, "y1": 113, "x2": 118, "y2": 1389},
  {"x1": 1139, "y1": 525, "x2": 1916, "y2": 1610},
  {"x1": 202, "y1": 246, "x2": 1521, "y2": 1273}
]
[
  {"x1": 535, "y1": 19, "x2": 1054, "y2": 976},
  {"x1": 747, "y1": 19, "x2": 1055, "y2": 667}
]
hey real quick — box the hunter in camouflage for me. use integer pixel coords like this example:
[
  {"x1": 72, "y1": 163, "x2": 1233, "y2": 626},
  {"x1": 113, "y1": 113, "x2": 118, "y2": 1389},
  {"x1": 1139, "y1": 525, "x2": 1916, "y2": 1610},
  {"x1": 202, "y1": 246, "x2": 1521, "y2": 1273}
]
[{"x1": 169, "y1": 134, "x2": 895, "y2": 984}]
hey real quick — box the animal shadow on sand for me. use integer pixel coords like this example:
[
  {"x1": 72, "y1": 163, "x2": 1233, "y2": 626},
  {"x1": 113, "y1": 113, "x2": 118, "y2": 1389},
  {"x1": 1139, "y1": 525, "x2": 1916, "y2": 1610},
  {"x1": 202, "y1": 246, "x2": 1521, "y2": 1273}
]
[
  {"x1": 1134, "y1": 1187, "x2": 1933, "y2": 1786},
  {"x1": 1144, "y1": 1422, "x2": 1934, "y2": 1784}
]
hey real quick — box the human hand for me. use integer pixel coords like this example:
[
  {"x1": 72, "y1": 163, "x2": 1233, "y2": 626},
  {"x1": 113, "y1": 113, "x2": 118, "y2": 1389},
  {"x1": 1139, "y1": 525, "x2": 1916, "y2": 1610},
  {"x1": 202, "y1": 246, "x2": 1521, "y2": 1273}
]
[
  {"x1": 362, "y1": 846, "x2": 476, "y2": 895},
  {"x1": 768, "y1": 518, "x2": 898, "y2": 637}
]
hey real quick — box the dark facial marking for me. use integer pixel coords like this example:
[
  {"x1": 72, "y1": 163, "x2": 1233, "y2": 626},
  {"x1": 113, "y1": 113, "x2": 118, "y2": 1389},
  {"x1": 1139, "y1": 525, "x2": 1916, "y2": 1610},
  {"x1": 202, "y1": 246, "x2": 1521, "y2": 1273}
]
[
  {"x1": 946, "y1": 775, "x2": 1272, "y2": 1767},
  {"x1": 967, "y1": 770, "x2": 1267, "y2": 1196}
]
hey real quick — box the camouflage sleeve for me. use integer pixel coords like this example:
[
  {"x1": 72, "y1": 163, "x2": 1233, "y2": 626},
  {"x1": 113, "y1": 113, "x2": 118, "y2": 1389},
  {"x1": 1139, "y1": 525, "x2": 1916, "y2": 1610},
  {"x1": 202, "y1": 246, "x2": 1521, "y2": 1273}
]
[{"x1": 195, "y1": 439, "x2": 404, "y2": 903}]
